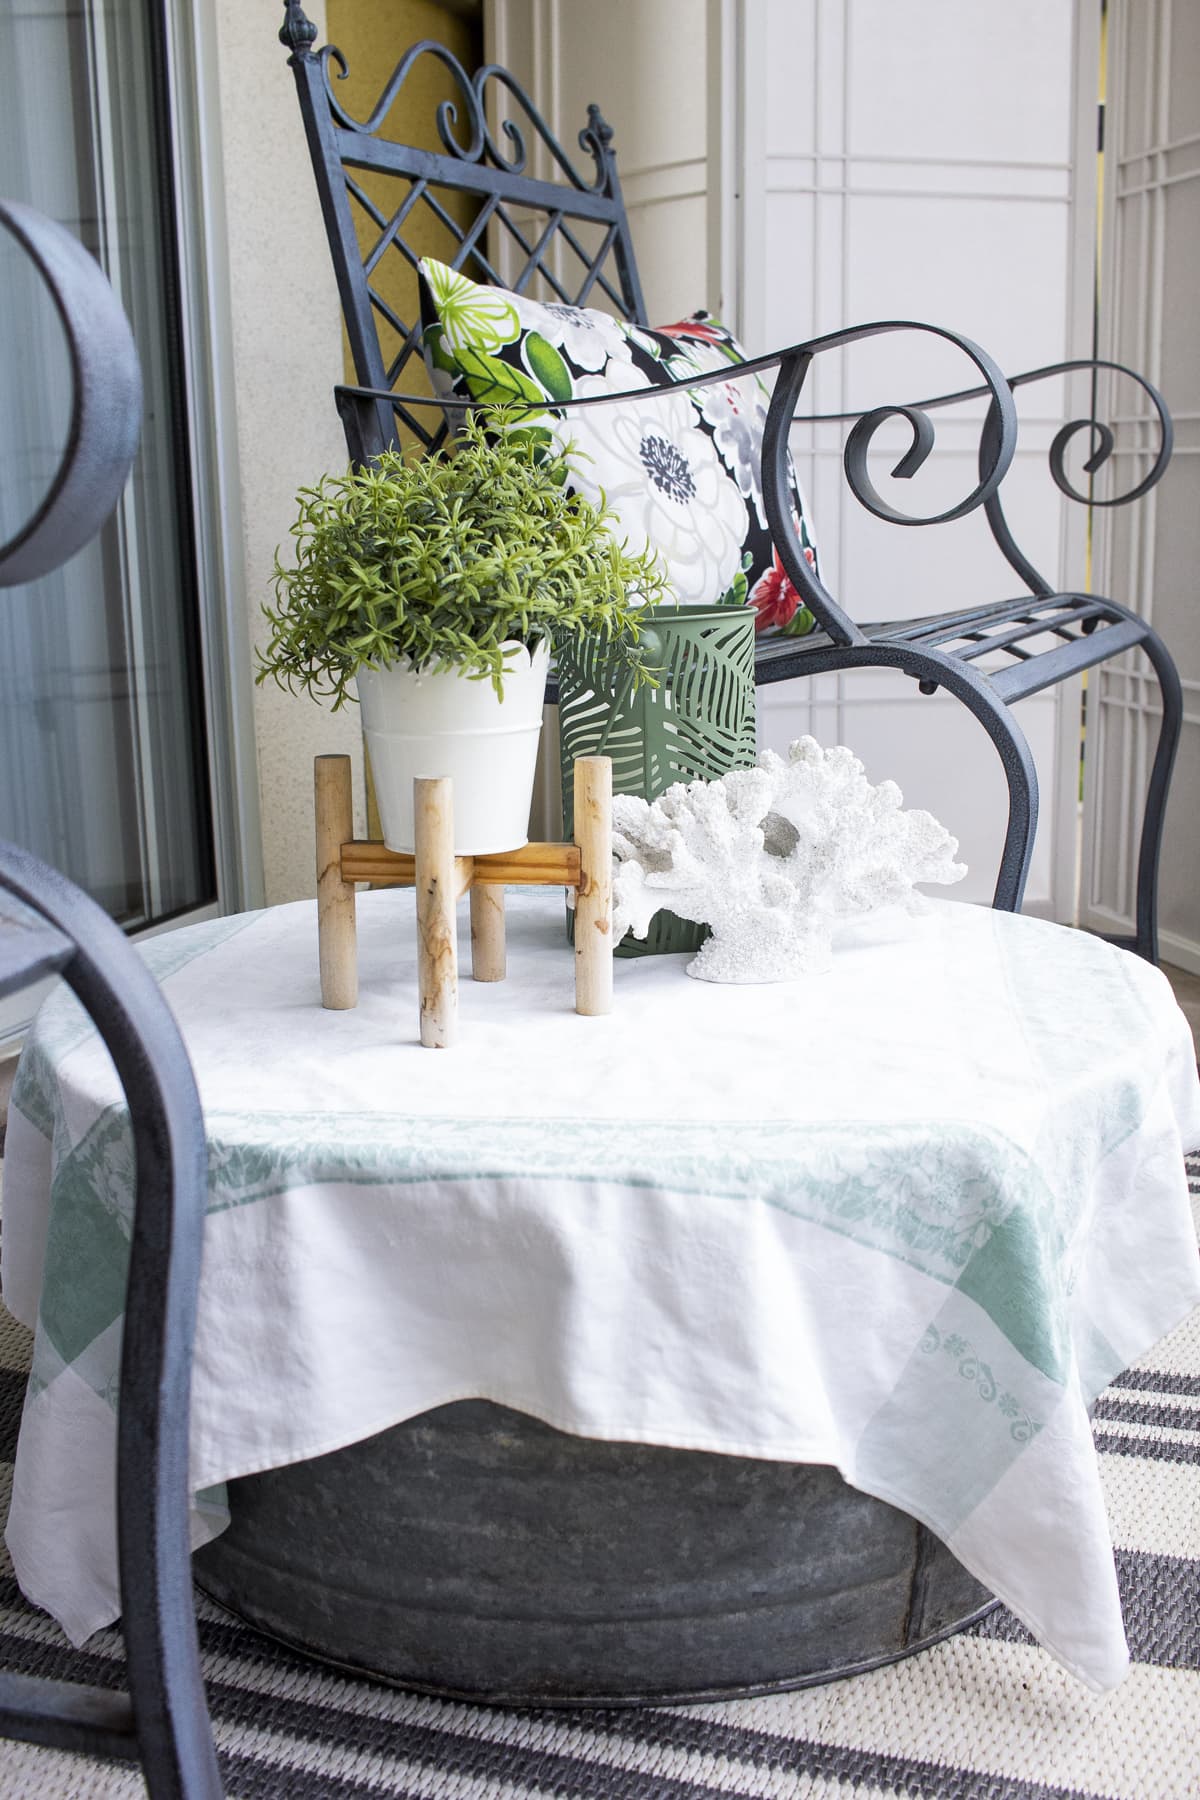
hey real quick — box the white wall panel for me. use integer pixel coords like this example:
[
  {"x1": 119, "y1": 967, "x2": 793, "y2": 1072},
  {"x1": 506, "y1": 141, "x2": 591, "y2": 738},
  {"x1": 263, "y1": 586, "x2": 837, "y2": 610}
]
[
  {"x1": 842, "y1": 197, "x2": 1069, "y2": 370},
  {"x1": 743, "y1": 0, "x2": 1095, "y2": 917},
  {"x1": 844, "y1": 0, "x2": 1074, "y2": 166},
  {"x1": 1087, "y1": 0, "x2": 1200, "y2": 968},
  {"x1": 488, "y1": 0, "x2": 1095, "y2": 916},
  {"x1": 487, "y1": 0, "x2": 708, "y2": 322}
]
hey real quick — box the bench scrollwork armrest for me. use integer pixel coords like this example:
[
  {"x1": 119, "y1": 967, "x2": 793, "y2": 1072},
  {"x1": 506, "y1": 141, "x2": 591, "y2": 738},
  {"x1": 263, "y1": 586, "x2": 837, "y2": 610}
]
[
  {"x1": 986, "y1": 359, "x2": 1172, "y2": 597},
  {"x1": 336, "y1": 318, "x2": 1018, "y2": 649},
  {"x1": 872, "y1": 356, "x2": 1174, "y2": 598}
]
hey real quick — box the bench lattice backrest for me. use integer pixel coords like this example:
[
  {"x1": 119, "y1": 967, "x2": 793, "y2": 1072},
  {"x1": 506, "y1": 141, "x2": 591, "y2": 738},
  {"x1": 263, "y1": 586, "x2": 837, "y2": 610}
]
[{"x1": 285, "y1": 11, "x2": 647, "y2": 455}]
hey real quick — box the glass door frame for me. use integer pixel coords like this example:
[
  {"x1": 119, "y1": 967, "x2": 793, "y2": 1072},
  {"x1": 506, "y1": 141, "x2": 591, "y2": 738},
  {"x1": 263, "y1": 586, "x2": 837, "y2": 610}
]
[
  {"x1": 159, "y1": 0, "x2": 264, "y2": 921},
  {"x1": 0, "y1": 0, "x2": 264, "y2": 1053}
]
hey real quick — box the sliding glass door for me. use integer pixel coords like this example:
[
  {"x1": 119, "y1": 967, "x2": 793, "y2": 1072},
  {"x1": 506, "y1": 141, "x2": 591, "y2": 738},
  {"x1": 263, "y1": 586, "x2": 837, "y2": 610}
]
[{"x1": 0, "y1": 0, "x2": 215, "y2": 930}]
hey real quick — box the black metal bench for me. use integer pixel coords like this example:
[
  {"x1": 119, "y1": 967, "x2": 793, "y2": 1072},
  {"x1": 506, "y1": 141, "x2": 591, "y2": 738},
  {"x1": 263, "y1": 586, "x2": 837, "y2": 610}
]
[{"x1": 281, "y1": 0, "x2": 1179, "y2": 962}]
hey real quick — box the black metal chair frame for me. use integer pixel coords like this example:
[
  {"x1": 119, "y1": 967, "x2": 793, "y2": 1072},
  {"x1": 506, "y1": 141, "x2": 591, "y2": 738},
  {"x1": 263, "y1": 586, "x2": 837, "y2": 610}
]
[
  {"x1": 281, "y1": 1, "x2": 1180, "y2": 963},
  {"x1": 0, "y1": 200, "x2": 222, "y2": 1796},
  {"x1": 0, "y1": 849, "x2": 222, "y2": 1798}
]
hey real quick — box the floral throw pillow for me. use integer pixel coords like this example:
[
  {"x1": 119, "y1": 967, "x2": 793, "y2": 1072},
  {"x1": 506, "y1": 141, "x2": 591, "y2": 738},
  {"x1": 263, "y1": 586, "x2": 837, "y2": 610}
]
[{"x1": 418, "y1": 257, "x2": 819, "y2": 637}]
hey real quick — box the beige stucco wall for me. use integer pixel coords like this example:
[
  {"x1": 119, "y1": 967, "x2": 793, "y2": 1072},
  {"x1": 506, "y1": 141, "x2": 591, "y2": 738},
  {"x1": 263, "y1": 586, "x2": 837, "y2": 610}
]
[{"x1": 213, "y1": 0, "x2": 366, "y2": 905}]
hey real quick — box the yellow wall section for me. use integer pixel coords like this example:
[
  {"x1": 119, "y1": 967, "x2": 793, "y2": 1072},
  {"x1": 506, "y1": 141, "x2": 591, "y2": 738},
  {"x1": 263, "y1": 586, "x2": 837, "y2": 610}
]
[{"x1": 323, "y1": 1, "x2": 482, "y2": 402}]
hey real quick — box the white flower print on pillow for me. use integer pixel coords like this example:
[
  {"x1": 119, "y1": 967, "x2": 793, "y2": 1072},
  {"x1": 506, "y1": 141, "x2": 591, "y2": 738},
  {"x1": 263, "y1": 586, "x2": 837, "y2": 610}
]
[
  {"x1": 418, "y1": 258, "x2": 819, "y2": 629},
  {"x1": 563, "y1": 374, "x2": 749, "y2": 607}
]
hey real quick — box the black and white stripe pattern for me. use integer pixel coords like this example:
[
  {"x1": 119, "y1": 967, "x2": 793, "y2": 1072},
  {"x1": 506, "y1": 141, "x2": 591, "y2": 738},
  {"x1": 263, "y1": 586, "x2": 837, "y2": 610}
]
[{"x1": 0, "y1": 1161, "x2": 1197, "y2": 1799}]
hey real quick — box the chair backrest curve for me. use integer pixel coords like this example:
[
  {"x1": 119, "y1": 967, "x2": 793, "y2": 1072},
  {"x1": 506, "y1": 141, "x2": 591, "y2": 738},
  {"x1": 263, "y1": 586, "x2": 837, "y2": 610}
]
[{"x1": 284, "y1": 14, "x2": 647, "y2": 455}]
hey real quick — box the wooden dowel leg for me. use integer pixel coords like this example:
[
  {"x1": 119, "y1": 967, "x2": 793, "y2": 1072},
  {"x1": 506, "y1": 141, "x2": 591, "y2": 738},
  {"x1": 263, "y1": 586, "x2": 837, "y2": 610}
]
[
  {"x1": 315, "y1": 754, "x2": 357, "y2": 1010},
  {"x1": 470, "y1": 883, "x2": 506, "y2": 982},
  {"x1": 415, "y1": 776, "x2": 457, "y2": 1048},
  {"x1": 573, "y1": 755, "x2": 613, "y2": 1016}
]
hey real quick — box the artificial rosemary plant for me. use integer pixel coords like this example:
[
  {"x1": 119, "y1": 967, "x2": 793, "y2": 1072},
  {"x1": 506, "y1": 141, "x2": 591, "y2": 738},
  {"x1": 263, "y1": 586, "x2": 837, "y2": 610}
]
[{"x1": 258, "y1": 411, "x2": 670, "y2": 708}]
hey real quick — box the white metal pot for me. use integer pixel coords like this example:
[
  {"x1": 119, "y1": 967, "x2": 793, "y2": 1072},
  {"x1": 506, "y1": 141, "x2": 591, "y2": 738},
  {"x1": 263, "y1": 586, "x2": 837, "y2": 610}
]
[{"x1": 356, "y1": 638, "x2": 551, "y2": 855}]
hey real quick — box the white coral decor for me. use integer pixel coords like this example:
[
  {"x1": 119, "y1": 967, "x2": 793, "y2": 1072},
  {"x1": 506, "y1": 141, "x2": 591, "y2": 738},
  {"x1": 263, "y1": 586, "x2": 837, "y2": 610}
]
[{"x1": 611, "y1": 738, "x2": 967, "y2": 983}]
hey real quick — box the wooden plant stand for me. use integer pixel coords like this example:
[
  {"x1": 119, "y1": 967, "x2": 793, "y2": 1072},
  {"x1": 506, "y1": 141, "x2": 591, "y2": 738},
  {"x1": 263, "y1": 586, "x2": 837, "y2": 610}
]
[{"x1": 314, "y1": 753, "x2": 614, "y2": 1047}]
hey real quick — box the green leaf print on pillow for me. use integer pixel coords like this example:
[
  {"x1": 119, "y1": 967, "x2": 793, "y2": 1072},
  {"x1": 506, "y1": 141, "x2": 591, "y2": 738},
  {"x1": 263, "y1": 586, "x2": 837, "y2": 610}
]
[
  {"x1": 421, "y1": 259, "x2": 520, "y2": 357},
  {"x1": 522, "y1": 331, "x2": 573, "y2": 403},
  {"x1": 454, "y1": 346, "x2": 547, "y2": 412},
  {"x1": 422, "y1": 320, "x2": 458, "y2": 377}
]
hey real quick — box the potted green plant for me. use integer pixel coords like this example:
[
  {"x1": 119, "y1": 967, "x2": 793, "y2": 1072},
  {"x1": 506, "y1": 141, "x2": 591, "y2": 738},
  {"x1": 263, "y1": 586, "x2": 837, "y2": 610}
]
[{"x1": 258, "y1": 411, "x2": 669, "y2": 854}]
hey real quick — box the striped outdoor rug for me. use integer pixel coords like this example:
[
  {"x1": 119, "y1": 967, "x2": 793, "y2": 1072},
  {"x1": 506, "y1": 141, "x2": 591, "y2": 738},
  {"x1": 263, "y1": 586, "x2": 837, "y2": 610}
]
[{"x1": 0, "y1": 1162, "x2": 1196, "y2": 1799}]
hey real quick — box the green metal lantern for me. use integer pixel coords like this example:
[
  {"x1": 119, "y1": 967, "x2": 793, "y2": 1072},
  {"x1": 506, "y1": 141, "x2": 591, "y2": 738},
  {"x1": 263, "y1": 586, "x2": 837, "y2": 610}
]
[{"x1": 558, "y1": 604, "x2": 757, "y2": 956}]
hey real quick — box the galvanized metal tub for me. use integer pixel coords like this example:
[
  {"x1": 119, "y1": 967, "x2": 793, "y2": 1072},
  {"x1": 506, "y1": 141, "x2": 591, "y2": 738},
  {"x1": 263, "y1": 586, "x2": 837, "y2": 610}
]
[{"x1": 193, "y1": 1399, "x2": 996, "y2": 1705}]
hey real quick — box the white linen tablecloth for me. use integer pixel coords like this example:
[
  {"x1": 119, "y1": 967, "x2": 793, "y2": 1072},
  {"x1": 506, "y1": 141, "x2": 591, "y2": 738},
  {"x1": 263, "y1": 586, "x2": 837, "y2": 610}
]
[{"x1": 2, "y1": 888, "x2": 1199, "y2": 1691}]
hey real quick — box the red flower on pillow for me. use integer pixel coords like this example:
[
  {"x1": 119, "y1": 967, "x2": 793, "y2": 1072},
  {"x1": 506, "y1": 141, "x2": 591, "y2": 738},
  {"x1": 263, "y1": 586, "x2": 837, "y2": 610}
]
[
  {"x1": 749, "y1": 545, "x2": 815, "y2": 632},
  {"x1": 656, "y1": 318, "x2": 728, "y2": 348}
]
